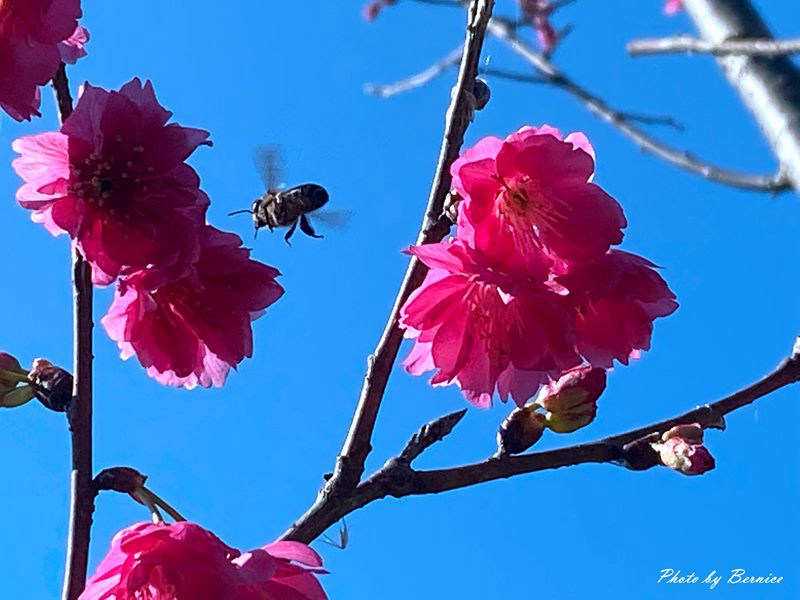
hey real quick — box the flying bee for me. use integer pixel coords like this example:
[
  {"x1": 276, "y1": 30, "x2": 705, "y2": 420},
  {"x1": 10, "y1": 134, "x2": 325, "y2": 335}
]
[{"x1": 229, "y1": 146, "x2": 344, "y2": 244}]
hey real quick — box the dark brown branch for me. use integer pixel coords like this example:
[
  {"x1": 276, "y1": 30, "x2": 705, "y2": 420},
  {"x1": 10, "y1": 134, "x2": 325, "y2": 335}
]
[
  {"x1": 487, "y1": 18, "x2": 791, "y2": 193},
  {"x1": 682, "y1": 0, "x2": 800, "y2": 191},
  {"x1": 629, "y1": 35, "x2": 800, "y2": 57},
  {"x1": 281, "y1": 0, "x2": 495, "y2": 541},
  {"x1": 403, "y1": 352, "x2": 800, "y2": 494},
  {"x1": 53, "y1": 64, "x2": 96, "y2": 600},
  {"x1": 282, "y1": 344, "x2": 800, "y2": 543}
]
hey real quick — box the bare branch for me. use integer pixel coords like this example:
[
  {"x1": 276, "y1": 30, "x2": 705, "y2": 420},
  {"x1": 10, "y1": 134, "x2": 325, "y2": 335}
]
[
  {"x1": 480, "y1": 67, "x2": 548, "y2": 85},
  {"x1": 484, "y1": 67, "x2": 685, "y2": 130},
  {"x1": 53, "y1": 64, "x2": 96, "y2": 600},
  {"x1": 629, "y1": 35, "x2": 800, "y2": 57},
  {"x1": 682, "y1": 0, "x2": 800, "y2": 191},
  {"x1": 280, "y1": 0, "x2": 496, "y2": 543},
  {"x1": 282, "y1": 343, "x2": 800, "y2": 543},
  {"x1": 487, "y1": 18, "x2": 791, "y2": 193},
  {"x1": 364, "y1": 45, "x2": 463, "y2": 98}
]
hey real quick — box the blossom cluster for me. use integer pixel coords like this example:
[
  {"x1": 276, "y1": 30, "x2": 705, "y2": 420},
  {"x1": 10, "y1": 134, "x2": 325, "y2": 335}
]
[
  {"x1": 13, "y1": 79, "x2": 284, "y2": 388},
  {"x1": 399, "y1": 126, "x2": 677, "y2": 408},
  {"x1": 0, "y1": 0, "x2": 88, "y2": 121},
  {"x1": 80, "y1": 522, "x2": 327, "y2": 600}
]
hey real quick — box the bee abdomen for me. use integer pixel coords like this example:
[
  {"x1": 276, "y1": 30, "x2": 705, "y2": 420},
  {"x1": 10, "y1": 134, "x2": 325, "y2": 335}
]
[{"x1": 295, "y1": 183, "x2": 329, "y2": 212}]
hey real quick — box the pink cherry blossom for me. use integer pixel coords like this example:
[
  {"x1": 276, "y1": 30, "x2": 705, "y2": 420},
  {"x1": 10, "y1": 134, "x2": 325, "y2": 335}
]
[
  {"x1": 102, "y1": 226, "x2": 284, "y2": 389},
  {"x1": 400, "y1": 239, "x2": 581, "y2": 408},
  {"x1": 664, "y1": 0, "x2": 683, "y2": 15},
  {"x1": 655, "y1": 424, "x2": 715, "y2": 475},
  {"x1": 556, "y1": 250, "x2": 678, "y2": 368},
  {"x1": 0, "y1": 0, "x2": 84, "y2": 120},
  {"x1": 80, "y1": 522, "x2": 327, "y2": 600},
  {"x1": 12, "y1": 79, "x2": 212, "y2": 285},
  {"x1": 452, "y1": 126, "x2": 626, "y2": 265}
]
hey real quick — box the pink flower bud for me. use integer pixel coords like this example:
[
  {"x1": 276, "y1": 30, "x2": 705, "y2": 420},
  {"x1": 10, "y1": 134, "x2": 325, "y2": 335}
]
[
  {"x1": 655, "y1": 423, "x2": 715, "y2": 475},
  {"x1": 497, "y1": 404, "x2": 547, "y2": 455},
  {"x1": 536, "y1": 366, "x2": 605, "y2": 433},
  {"x1": 661, "y1": 423, "x2": 704, "y2": 444}
]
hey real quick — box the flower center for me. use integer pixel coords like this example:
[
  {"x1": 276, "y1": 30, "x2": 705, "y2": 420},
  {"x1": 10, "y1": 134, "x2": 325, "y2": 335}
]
[
  {"x1": 496, "y1": 177, "x2": 567, "y2": 253},
  {"x1": 69, "y1": 143, "x2": 151, "y2": 217}
]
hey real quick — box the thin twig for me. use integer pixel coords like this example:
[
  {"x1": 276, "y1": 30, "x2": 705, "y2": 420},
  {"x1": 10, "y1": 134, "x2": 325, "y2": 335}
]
[
  {"x1": 364, "y1": 45, "x2": 463, "y2": 98},
  {"x1": 629, "y1": 35, "x2": 800, "y2": 57},
  {"x1": 281, "y1": 344, "x2": 800, "y2": 543},
  {"x1": 53, "y1": 64, "x2": 95, "y2": 600},
  {"x1": 487, "y1": 18, "x2": 791, "y2": 193},
  {"x1": 480, "y1": 66, "x2": 548, "y2": 85},
  {"x1": 281, "y1": 0, "x2": 495, "y2": 541},
  {"x1": 484, "y1": 67, "x2": 685, "y2": 130}
]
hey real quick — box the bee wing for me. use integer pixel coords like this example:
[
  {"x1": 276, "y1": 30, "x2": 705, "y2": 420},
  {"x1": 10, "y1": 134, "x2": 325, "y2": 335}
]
[
  {"x1": 253, "y1": 146, "x2": 284, "y2": 191},
  {"x1": 310, "y1": 209, "x2": 352, "y2": 229}
]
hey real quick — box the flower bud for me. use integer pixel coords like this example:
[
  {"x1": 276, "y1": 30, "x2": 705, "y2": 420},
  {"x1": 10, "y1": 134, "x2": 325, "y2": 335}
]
[
  {"x1": 29, "y1": 358, "x2": 73, "y2": 412},
  {"x1": 497, "y1": 404, "x2": 547, "y2": 455},
  {"x1": 661, "y1": 423, "x2": 703, "y2": 444},
  {"x1": 536, "y1": 367, "x2": 606, "y2": 433},
  {"x1": 654, "y1": 423, "x2": 715, "y2": 476},
  {"x1": 95, "y1": 467, "x2": 149, "y2": 503},
  {"x1": 472, "y1": 78, "x2": 491, "y2": 111},
  {"x1": 443, "y1": 189, "x2": 462, "y2": 223}
]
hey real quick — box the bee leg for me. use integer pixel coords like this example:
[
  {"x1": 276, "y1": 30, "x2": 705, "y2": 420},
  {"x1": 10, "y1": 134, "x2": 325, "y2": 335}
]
[
  {"x1": 284, "y1": 219, "x2": 298, "y2": 244},
  {"x1": 299, "y1": 214, "x2": 323, "y2": 239}
]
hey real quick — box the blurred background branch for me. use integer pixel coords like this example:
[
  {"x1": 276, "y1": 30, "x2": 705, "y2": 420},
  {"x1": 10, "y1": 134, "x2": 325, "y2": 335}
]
[{"x1": 628, "y1": 35, "x2": 800, "y2": 57}]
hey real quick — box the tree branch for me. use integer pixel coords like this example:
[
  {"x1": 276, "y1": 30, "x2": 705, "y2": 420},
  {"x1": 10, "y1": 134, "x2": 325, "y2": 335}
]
[
  {"x1": 282, "y1": 342, "x2": 800, "y2": 543},
  {"x1": 682, "y1": 0, "x2": 800, "y2": 191},
  {"x1": 487, "y1": 17, "x2": 791, "y2": 193},
  {"x1": 53, "y1": 64, "x2": 96, "y2": 600},
  {"x1": 281, "y1": 0, "x2": 495, "y2": 541},
  {"x1": 364, "y1": 45, "x2": 463, "y2": 98},
  {"x1": 628, "y1": 35, "x2": 800, "y2": 57}
]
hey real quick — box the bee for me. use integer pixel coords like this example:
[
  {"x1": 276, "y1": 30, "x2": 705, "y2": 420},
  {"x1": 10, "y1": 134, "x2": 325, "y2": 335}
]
[{"x1": 229, "y1": 147, "x2": 341, "y2": 243}]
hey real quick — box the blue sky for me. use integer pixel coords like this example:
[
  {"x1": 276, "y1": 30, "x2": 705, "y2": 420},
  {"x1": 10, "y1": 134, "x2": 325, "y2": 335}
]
[{"x1": 1, "y1": 1, "x2": 798, "y2": 598}]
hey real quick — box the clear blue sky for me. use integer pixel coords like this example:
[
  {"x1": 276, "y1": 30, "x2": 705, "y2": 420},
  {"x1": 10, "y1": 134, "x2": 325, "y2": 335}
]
[{"x1": 1, "y1": 1, "x2": 798, "y2": 598}]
